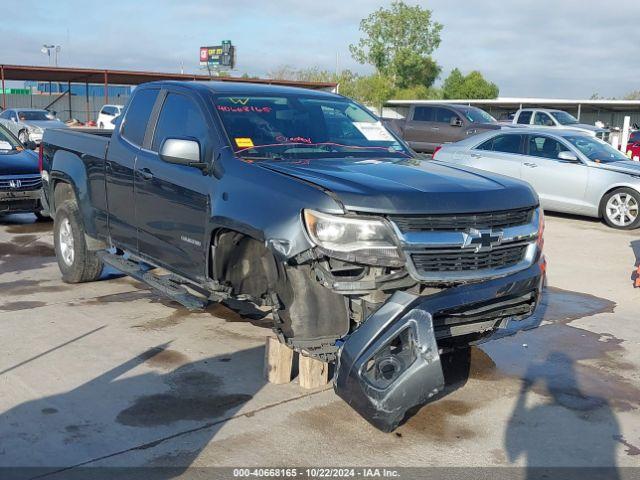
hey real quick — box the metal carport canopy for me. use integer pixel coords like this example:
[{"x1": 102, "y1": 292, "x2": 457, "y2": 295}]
[
  {"x1": 0, "y1": 64, "x2": 338, "y2": 108},
  {"x1": 385, "y1": 97, "x2": 640, "y2": 112}
]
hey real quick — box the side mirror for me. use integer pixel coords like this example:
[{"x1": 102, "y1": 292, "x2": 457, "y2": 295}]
[
  {"x1": 558, "y1": 151, "x2": 579, "y2": 162},
  {"x1": 159, "y1": 138, "x2": 208, "y2": 173},
  {"x1": 24, "y1": 141, "x2": 37, "y2": 150},
  {"x1": 450, "y1": 117, "x2": 463, "y2": 127}
]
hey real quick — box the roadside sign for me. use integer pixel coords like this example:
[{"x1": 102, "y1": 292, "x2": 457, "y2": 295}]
[{"x1": 200, "y1": 42, "x2": 236, "y2": 69}]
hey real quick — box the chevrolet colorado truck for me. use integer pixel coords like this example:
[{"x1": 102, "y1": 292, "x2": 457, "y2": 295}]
[{"x1": 41, "y1": 81, "x2": 546, "y2": 431}]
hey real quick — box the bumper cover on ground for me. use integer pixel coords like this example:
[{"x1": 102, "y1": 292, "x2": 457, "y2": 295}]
[{"x1": 334, "y1": 259, "x2": 545, "y2": 432}]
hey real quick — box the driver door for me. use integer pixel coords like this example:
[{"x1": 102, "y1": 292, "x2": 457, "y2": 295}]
[{"x1": 134, "y1": 89, "x2": 216, "y2": 281}]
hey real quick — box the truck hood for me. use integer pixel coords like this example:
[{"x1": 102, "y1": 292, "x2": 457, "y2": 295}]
[
  {"x1": 568, "y1": 123, "x2": 608, "y2": 133},
  {"x1": 472, "y1": 122, "x2": 502, "y2": 131},
  {"x1": 0, "y1": 150, "x2": 39, "y2": 175},
  {"x1": 593, "y1": 160, "x2": 640, "y2": 176},
  {"x1": 259, "y1": 157, "x2": 538, "y2": 214}
]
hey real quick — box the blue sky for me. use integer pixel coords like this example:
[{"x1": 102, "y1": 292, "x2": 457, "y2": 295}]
[{"x1": 3, "y1": 0, "x2": 638, "y2": 98}]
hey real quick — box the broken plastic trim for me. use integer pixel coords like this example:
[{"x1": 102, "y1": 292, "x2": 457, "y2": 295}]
[
  {"x1": 334, "y1": 259, "x2": 545, "y2": 432},
  {"x1": 334, "y1": 291, "x2": 444, "y2": 432}
]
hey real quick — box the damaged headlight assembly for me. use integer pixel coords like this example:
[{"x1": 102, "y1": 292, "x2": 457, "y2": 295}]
[{"x1": 303, "y1": 209, "x2": 403, "y2": 266}]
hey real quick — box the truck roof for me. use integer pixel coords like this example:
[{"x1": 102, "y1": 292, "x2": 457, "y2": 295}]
[{"x1": 141, "y1": 80, "x2": 342, "y2": 99}]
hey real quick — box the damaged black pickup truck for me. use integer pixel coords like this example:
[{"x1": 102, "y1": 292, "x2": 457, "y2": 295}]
[{"x1": 40, "y1": 81, "x2": 546, "y2": 431}]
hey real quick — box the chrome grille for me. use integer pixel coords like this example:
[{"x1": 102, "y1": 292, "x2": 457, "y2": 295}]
[
  {"x1": 390, "y1": 207, "x2": 533, "y2": 232},
  {"x1": 0, "y1": 175, "x2": 42, "y2": 191},
  {"x1": 411, "y1": 244, "x2": 528, "y2": 274}
]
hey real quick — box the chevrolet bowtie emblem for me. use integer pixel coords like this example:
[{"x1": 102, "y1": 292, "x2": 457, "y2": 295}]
[{"x1": 464, "y1": 229, "x2": 503, "y2": 252}]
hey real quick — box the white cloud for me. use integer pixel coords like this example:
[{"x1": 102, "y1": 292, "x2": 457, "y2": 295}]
[{"x1": 1, "y1": 0, "x2": 638, "y2": 98}]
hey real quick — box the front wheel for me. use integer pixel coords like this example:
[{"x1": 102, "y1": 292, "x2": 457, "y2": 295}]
[
  {"x1": 18, "y1": 130, "x2": 29, "y2": 144},
  {"x1": 602, "y1": 188, "x2": 640, "y2": 230},
  {"x1": 54, "y1": 200, "x2": 103, "y2": 283}
]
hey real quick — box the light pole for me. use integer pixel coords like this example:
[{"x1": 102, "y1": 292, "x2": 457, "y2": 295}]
[{"x1": 41, "y1": 44, "x2": 61, "y2": 67}]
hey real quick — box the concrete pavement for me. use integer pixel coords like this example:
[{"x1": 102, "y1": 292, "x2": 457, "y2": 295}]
[{"x1": 0, "y1": 212, "x2": 639, "y2": 478}]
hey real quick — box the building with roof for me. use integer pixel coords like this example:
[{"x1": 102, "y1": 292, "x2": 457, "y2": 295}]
[{"x1": 384, "y1": 97, "x2": 640, "y2": 130}]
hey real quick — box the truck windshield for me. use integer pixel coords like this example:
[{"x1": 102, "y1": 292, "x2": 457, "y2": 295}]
[
  {"x1": 565, "y1": 135, "x2": 628, "y2": 163},
  {"x1": 213, "y1": 95, "x2": 412, "y2": 160},
  {"x1": 550, "y1": 111, "x2": 579, "y2": 125},
  {"x1": 458, "y1": 106, "x2": 496, "y2": 124}
]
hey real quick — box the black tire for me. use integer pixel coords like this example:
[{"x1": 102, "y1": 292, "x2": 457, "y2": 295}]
[
  {"x1": 18, "y1": 130, "x2": 29, "y2": 144},
  {"x1": 601, "y1": 187, "x2": 640, "y2": 230},
  {"x1": 53, "y1": 200, "x2": 103, "y2": 283}
]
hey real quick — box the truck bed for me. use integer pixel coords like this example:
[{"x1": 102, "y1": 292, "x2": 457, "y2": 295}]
[{"x1": 45, "y1": 128, "x2": 111, "y2": 160}]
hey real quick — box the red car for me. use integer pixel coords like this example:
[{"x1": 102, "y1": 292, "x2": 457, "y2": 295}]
[{"x1": 627, "y1": 130, "x2": 640, "y2": 160}]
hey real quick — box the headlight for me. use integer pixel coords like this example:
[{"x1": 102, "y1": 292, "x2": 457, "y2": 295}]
[
  {"x1": 27, "y1": 125, "x2": 43, "y2": 134},
  {"x1": 303, "y1": 209, "x2": 402, "y2": 265}
]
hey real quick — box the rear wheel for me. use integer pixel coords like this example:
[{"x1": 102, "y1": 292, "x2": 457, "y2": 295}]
[
  {"x1": 602, "y1": 188, "x2": 640, "y2": 230},
  {"x1": 54, "y1": 200, "x2": 103, "y2": 283}
]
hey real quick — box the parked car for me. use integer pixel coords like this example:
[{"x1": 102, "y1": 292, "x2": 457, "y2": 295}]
[
  {"x1": 512, "y1": 108, "x2": 610, "y2": 142},
  {"x1": 41, "y1": 81, "x2": 545, "y2": 431},
  {"x1": 0, "y1": 124, "x2": 46, "y2": 219},
  {"x1": 383, "y1": 103, "x2": 503, "y2": 153},
  {"x1": 0, "y1": 108, "x2": 67, "y2": 145},
  {"x1": 626, "y1": 131, "x2": 640, "y2": 161},
  {"x1": 96, "y1": 104, "x2": 124, "y2": 129},
  {"x1": 434, "y1": 128, "x2": 640, "y2": 229}
]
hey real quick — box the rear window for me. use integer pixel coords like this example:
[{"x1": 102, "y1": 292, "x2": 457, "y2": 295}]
[
  {"x1": 630, "y1": 131, "x2": 640, "y2": 144},
  {"x1": 517, "y1": 111, "x2": 532, "y2": 124},
  {"x1": 121, "y1": 89, "x2": 159, "y2": 146},
  {"x1": 477, "y1": 134, "x2": 523, "y2": 154},
  {"x1": 413, "y1": 107, "x2": 434, "y2": 122}
]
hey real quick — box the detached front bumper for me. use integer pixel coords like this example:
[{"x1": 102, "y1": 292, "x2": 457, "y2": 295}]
[{"x1": 334, "y1": 257, "x2": 545, "y2": 432}]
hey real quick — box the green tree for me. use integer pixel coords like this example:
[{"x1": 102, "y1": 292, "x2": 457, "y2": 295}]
[
  {"x1": 442, "y1": 68, "x2": 499, "y2": 99},
  {"x1": 623, "y1": 90, "x2": 640, "y2": 100},
  {"x1": 349, "y1": 1, "x2": 443, "y2": 89}
]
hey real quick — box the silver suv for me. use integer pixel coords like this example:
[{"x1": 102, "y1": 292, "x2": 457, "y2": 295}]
[{"x1": 512, "y1": 108, "x2": 610, "y2": 142}]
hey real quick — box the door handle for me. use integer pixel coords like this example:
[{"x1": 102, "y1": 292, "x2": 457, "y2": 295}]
[
  {"x1": 430, "y1": 127, "x2": 440, "y2": 131},
  {"x1": 523, "y1": 162, "x2": 538, "y2": 168},
  {"x1": 470, "y1": 153, "x2": 482, "y2": 158},
  {"x1": 138, "y1": 167, "x2": 154, "y2": 180}
]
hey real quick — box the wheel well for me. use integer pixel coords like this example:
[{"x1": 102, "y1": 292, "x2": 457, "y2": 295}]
[
  {"x1": 53, "y1": 182, "x2": 76, "y2": 213},
  {"x1": 598, "y1": 186, "x2": 640, "y2": 218},
  {"x1": 209, "y1": 229, "x2": 280, "y2": 298}
]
